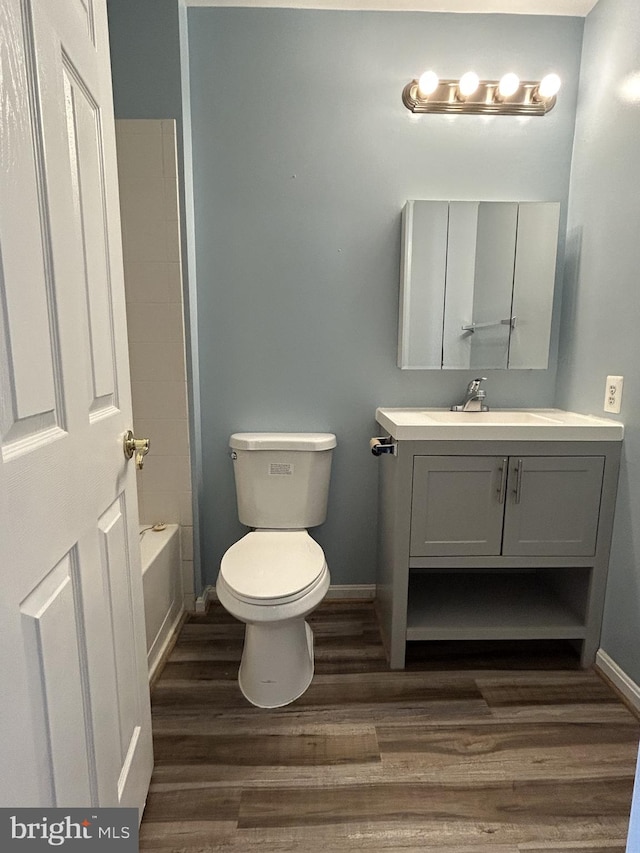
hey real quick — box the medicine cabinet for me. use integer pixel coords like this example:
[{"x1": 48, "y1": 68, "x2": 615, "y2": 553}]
[{"x1": 397, "y1": 200, "x2": 560, "y2": 370}]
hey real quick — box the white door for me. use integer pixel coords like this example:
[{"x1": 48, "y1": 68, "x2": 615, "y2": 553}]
[{"x1": 0, "y1": 0, "x2": 153, "y2": 812}]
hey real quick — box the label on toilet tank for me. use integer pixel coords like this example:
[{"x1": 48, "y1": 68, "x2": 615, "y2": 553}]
[{"x1": 269, "y1": 462, "x2": 294, "y2": 476}]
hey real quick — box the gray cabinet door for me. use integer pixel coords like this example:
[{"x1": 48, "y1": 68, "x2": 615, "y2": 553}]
[
  {"x1": 410, "y1": 456, "x2": 506, "y2": 556},
  {"x1": 503, "y1": 456, "x2": 605, "y2": 556}
]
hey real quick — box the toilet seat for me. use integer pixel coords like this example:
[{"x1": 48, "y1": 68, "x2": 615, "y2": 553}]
[{"x1": 220, "y1": 530, "x2": 327, "y2": 605}]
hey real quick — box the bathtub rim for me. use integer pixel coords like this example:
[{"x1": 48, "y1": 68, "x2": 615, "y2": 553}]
[{"x1": 139, "y1": 523, "x2": 180, "y2": 573}]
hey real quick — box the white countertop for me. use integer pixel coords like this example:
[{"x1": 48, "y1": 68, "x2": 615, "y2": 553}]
[{"x1": 375, "y1": 407, "x2": 624, "y2": 442}]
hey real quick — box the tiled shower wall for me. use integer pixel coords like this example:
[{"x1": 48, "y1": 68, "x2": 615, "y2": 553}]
[{"x1": 116, "y1": 119, "x2": 194, "y2": 610}]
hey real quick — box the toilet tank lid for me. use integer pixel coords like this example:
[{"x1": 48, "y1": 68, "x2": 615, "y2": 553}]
[{"x1": 229, "y1": 432, "x2": 337, "y2": 451}]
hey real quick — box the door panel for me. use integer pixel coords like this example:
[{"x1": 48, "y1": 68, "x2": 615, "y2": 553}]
[
  {"x1": 1, "y1": 0, "x2": 152, "y2": 812},
  {"x1": 0, "y1": 0, "x2": 64, "y2": 453},
  {"x1": 411, "y1": 456, "x2": 505, "y2": 556},
  {"x1": 508, "y1": 202, "x2": 560, "y2": 369},
  {"x1": 469, "y1": 202, "x2": 517, "y2": 370},
  {"x1": 98, "y1": 497, "x2": 141, "y2": 772},
  {"x1": 398, "y1": 200, "x2": 448, "y2": 369},
  {"x1": 71, "y1": 0, "x2": 95, "y2": 43},
  {"x1": 503, "y1": 456, "x2": 605, "y2": 556},
  {"x1": 62, "y1": 59, "x2": 118, "y2": 415},
  {"x1": 20, "y1": 551, "x2": 93, "y2": 807}
]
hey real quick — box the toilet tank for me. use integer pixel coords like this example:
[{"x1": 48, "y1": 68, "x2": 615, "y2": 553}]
[{"x1": 229, "y1": 433, "x2": 337, "y2": 529}]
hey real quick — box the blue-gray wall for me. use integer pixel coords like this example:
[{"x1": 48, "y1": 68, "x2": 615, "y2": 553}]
[
  {"x1": 556, "y1": 0, "x2": 640, "y2": 684},
  {"x1": 107, "y1": 0, "x2": 182, "y2": 122},
  {"x1": 188, "y1": 8, "x2": 583, "y2": 584}
]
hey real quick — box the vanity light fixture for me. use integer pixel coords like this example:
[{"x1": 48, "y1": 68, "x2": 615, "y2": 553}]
[{"x1": 402, "y1": 71, "x2": 561, "y2": 116}]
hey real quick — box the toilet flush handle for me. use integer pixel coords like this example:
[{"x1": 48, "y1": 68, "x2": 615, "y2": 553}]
[{"x1": 123, "y1": 430, "x2": 150, "y2": 469}]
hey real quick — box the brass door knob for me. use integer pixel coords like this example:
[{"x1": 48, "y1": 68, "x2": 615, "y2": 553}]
[{"x1": 123, "y1": 430, "x2": 150, "y2": 469}]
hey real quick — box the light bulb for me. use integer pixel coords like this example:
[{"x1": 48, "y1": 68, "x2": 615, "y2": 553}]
[
  {"x1": 538, "y1": 73, "x2": 561, "y2": 99},
  {"x1": 417, "y1": 70, "x2": 439, "y2": 98},
  {"x1": 458, "y1": 71, "x2": 480, "y2": 98},
  {"x1": 498, "y1": 72, "x2": 520, "y2": 98}
]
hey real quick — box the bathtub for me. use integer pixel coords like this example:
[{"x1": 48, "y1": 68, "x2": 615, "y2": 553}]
[{"x1": 140, "y1": 524, "x2": 184, "y2": 682}]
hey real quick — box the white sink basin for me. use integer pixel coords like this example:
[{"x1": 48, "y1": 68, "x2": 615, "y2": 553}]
[
  {"x1": 421, "y1": 411, "x2": 564, "y2": 426},
  {"x1": 375, "y1": 408, "x2": 624, "y2": 442}
]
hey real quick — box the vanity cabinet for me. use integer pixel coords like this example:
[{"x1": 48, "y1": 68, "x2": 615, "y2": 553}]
[
  {"x1": 410, "y1": 455, "x2": 604, "y2": 558},
  {"x1": 375, "y1": 438, "x2": 621, "y2": 670}
]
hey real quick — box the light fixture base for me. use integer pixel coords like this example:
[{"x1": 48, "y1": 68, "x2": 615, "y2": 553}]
[{"x1": 402, "y1": 78, "x2": 557, "y2": 116}]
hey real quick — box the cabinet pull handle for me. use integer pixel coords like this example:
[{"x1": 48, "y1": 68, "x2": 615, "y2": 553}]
[
  {"x1": 461, "y1": 316, "x2": 517, "y2": 333},
  {"x1": 514, "y1": 458, "x2": 524, "y2": 504},
  {"x1": 497, "y1": 457, "x2": 508, "y2": 504}
]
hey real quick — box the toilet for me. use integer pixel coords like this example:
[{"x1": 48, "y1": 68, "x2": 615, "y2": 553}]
[{"x1": 216, "y1": 432, "x2": 336, "y2": 708}]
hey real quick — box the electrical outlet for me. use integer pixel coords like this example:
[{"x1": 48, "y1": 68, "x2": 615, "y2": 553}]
[{"x1": 604, "y1": 375, "x2": 624, "y2": 414}]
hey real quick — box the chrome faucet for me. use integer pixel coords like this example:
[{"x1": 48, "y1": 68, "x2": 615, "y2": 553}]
[{"x1": 451, "y1": 377, "x2": 489, "y2": 412}]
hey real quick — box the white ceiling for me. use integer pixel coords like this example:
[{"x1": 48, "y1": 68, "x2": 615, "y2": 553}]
[{"x1": 186, "y1": 0, "x2": 599, "y2": 16}]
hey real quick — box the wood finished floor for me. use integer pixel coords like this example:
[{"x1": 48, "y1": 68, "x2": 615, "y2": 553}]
[{"x1": 140, "y1": 601, "x2": 640, "y2": 852}]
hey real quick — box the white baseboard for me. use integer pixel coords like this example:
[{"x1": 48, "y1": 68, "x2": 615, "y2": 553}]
[
  {"x1": 195, "y1": 585, "x2": 216, "y2": 612},
  {"x1": 595, "y1": 649, "x2": 640, "y2": 714},
  {"x1": 198, "y1": 583, "x2": 376, "y2": 607}
]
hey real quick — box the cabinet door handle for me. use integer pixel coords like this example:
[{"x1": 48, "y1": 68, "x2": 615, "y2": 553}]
[
  {"x1": 497, "y1": 457, "x2": 508, "y2": 504},
  {"x1": 513, "y1": 458, "x2": 524, "y2": 504}
]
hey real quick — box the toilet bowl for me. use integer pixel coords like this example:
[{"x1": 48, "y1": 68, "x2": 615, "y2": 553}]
[
  {"x1": 217, "y1": 530, "x2": 330, "y2": 708},
  {"x1": 216, "y1": 431, "x2": 336, "y2": 708}
]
